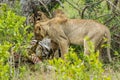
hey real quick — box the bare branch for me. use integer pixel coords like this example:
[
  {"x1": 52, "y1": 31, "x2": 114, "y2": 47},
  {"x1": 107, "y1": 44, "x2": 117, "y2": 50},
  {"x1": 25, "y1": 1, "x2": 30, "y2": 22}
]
[
  {"x1": 106, "y1": 0, "x2": 120, "y2": 13},
  {"x1": 114, "y1": 34, "x2": 120, "y2": 38},
  {"x1": 56, "y1": 0, "x2": 64, "y2": 8},
  {"x1": 81, "y1": 0, "x2": 103, "y2": 19},
  {"x1": 95, "y1": 14, "x2": 112, "y2": 19},
  {"x1": 38, "y1": 0, "x2": 52, "y2": 18},
  {"x1": 104, "y1": 15, "x2": 115, "y2": 25}
]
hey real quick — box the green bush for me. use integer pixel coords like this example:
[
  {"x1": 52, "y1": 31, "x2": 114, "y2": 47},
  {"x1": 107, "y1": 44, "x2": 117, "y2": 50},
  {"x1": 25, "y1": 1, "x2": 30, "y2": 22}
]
[
  {"x1": 49, "y1": 47, "x2": 111, "y2": 80},
  {"x1": 0, "y1": 43, "x2": 11, "y2": 80},
  {"x1": 0, "y1": 4, "x2": 33, "y2": 80}
]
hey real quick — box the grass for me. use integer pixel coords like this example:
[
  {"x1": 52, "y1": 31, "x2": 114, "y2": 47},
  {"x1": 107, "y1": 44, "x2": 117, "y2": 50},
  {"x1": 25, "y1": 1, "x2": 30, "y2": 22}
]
[{"x1": 18, "y1": 62, "x2": 120, "y2": 80}]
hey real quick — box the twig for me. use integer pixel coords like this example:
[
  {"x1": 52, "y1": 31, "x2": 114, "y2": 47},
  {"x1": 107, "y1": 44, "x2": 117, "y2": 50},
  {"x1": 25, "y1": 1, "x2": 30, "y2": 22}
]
[
  {"x1": 104, "y1": 15, "x2": 115, "y2": 25},
  {"x1": 38, "y1": 0, "x2": 52, "y2": 18},
  {"x1": 114, "y1": 34, "x2": 120, "y2": 38},
  {"x1": 56, "y1": 0, "x2": 64, "y2": 8},
  {"x1": 112, "y1": 39, "x2": 120, "y2": 45},
  {"x1": 106, "y1": 0, "x2": 120, "y2": 13},
  {"x1": 81, "y1": 5, "x2": 89, "y2": 19},
  {"x1": 8, "y1": 54, "x2": 13, "y2": 79},
  {"x1": 81, "y1": 0, "x2": 103, "y2": 19},
  {"x1": 109, "y1": 24, "x2": 119, "y2": 31},
  {"x1": 95, "y1": 14, "x2": 112, "y2": 19}
]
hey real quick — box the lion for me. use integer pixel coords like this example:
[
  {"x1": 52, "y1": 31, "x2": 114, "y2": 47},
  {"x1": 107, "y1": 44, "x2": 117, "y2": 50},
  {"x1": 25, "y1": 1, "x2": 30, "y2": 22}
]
[
  {"x1": 34, "y1": 12, "x2": 112, "y2": 62},
  {"x1": 29, "y1": 9, "x2": 66, "y2": 59},
  {"x1": 29, "y1": 11, "x2": 49, "y2": 25},
  {"x1": 29, "y1": 9, "x2": 66, "y2": 24}
]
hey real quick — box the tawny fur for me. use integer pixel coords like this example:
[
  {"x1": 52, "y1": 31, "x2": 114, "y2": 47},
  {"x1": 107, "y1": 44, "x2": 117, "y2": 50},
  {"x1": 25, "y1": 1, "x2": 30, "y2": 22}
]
[
  {"x1": 29, "y1": 11, "x2": 49, "y2": 24},
  {"x1": 34, "y1": 12, "x2": 112, "y2": 62}
]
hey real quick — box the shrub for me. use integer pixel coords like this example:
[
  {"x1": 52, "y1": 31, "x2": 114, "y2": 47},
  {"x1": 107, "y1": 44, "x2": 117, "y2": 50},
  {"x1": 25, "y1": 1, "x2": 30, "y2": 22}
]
[
  {"x1": 0, "y1": 4, "x2": 33, "y2": 80},
  {"x1": 48, "y1": 47, "x2": 111, "y2": 80},
  {"x1": 0, "y1": 43, "x2": 11, "y2": 80}
]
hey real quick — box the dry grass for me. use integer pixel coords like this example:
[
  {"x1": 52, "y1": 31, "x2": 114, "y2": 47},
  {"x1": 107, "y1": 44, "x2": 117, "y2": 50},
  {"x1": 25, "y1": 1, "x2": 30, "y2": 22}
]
[
  {"x1": 21, "y1": 70, "x2": 57, "y2": 80},
  {"x1": 13, "y1": 59, "x2": 120, "y2": 80},
  {"x1": 19, "y1": 64, "x2": 57, "y2": 80},
  {"x1": 104, "y1": 67, "x2": 120, "y2": 80},
  {"x1": 18, "y1": 65, "x2": 120, "y2": 80}
]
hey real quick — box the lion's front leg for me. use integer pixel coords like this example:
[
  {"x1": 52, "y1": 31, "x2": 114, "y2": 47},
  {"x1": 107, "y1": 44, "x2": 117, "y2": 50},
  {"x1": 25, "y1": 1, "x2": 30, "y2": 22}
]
[{"x1": 58, "y1": 39, "x2": 69, "y2": 59}]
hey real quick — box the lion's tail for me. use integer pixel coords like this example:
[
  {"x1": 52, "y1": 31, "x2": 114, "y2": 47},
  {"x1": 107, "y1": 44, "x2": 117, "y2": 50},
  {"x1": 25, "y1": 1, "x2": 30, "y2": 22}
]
[{"x1": 105, "y1": 28, "x2": 112, "y2": 62}]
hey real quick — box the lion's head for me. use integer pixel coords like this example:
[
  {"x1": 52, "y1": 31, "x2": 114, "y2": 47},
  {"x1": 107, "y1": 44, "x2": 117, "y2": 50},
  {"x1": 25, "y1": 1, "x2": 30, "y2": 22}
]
[
  {"x1": 34, "y1": 21, "x2": 50, "y2": 41},
  {"x1": 36, "y1": 11, "x2": 49, "y2": 21},
  {"x1": 29, "y1": 11, "x2": 49, "y2": 24}
]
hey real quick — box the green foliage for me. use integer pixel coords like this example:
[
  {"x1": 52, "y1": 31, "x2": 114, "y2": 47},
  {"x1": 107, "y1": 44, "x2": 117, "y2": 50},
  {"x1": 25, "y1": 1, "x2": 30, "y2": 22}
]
[
  {"x1": 0, "y1": 43, "x2": 11, "y2": 80},
  {"x1": 0, "y1": 4, "x2": 31, "y2": 43},
  {"x1": 0, "y1": 4, "x2": 33, "y2": 80},
  {"x1": 49, "y1": 48, "x2": 110, "y2": 80}
]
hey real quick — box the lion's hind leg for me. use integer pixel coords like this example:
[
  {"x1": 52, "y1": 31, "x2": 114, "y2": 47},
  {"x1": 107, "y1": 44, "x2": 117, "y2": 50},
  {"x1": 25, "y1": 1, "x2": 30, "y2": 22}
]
[
  {"x1": 83, "y1": 35, "x2": 102, "y2": 56},
  {"x1": 83, "y1": 39, "x2": 90, "y2": 56}
]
